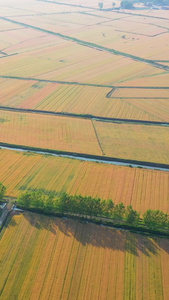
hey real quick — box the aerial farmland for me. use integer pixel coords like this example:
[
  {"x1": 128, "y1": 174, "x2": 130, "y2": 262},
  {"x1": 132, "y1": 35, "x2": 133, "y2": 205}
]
[{"x1": 0, "y1": 0, "x2": 169, "y2": 299}]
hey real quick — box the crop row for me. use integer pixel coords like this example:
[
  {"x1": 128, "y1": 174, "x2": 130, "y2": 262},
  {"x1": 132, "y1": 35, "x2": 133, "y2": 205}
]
[
  {"x1": 1, "y1": 77, "x2": 169, "y2": 122},
  {"x1": 0, "y1": 213, "x2": 169, "y2": 299}
]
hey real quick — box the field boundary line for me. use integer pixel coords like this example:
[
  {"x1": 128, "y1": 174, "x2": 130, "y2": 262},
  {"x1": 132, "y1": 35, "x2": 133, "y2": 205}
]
[
  {"x1": 0, "y1": 106, "x2": 169, "y2": 127},
  {"x1": 91, "y1": 120, "x2": 105, "y2": 155},
  {"x1": 1, "y1": 75, "x2": 169, "y2": 90}
]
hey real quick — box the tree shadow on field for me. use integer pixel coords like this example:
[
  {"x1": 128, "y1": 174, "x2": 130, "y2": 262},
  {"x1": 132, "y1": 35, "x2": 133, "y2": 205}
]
[
  {"x1": 8, "y1": 217, "x2": 17, "y2": 227},
  {"x1": 22, "y1": 211, "x2": 169, "y2": 257},
  {"x1": 23, "y1": 212, "x2": 57, "y2": 235},
  {"x1": 151, "y1": 236, "x2": 169, "y2": 255}
]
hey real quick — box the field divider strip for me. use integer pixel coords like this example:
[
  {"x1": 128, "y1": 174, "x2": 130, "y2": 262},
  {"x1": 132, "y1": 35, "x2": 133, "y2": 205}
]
[
  {"x1": 1, "y1": 75, "x2": 169, "y2": 90},
  {"x1": 0, "y1": 75, "x2": 114, "y2": 88},
  {"x1": 91, "y1": 120, "x2": 105, "y2": 155},
  {"x1": 0, "y1": 142, "x2": 169, "y2": 171},
  {"x1": 0, "y1": 106, "x2": 169, "y2": 127}
]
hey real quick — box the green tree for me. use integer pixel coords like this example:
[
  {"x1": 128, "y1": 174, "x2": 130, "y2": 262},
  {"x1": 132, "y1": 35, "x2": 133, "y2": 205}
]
[
  {"x1": 17, "y1": 191, "x2": 33, "y2": 208},
  {"x1": 0, "y1": 182, "x2": 6, "y2": 200},
  {"x1": 121, "y1": 0, "x2": 134, "y2": 8},
  {"x1": 113, "y1": 202, "x2": 125, "y2": 221},
  {"x1": 125, "y1": 205, "x2": 140, "y2": 224},
  {"x1": 103, "y1": 199, "x2": 114, "y2": 217},
  {"x1": 31, "y1": 191, "x2": 45, "y2": 209},
  {"x1": 58, "y1": 193, "x2": 70, "y2": 213},
  {"x1": 98, "y1": 2, "x2": 103, "y2": 9},
  {"x1": 44, "y1": 193, "x2": 55, "y2": 212},
  {"x1": 143, "y1": 209, "x2": 168, "y2": 228}
]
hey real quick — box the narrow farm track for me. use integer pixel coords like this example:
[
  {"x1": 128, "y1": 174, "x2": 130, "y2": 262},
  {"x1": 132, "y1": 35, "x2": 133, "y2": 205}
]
[
  {"x1": 0, "y1": 16, "x2": 169, "y2": 72},
  {"x1": 0, "y1": 106, "x2": 169, "y2": 126},
  {"x1": 0, "y1": 75, "x2": 115, "y2": 88},
  {"x1": 0, "y1": 143, "x2": 169, "y2": 171}
]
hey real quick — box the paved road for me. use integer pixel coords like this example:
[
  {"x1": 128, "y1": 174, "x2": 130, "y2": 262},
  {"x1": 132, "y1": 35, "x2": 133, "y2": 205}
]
[{"x1": 0, "y1": 198, "x2": 14, "y2": 227}]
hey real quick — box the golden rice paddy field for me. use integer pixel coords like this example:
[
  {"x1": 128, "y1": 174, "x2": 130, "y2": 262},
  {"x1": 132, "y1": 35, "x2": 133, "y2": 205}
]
[
  {"x1": 0, "y1": 213, "x2": 169, "y2": 300},
  {"x1": 0, "y1": 111, "x2": 102, "y2": 155},
  {"x1": 93, "y1": 121, "x2": 169, "y2": 164},
  {"x1": 0, "y1": 2, "x2": 165, "y2": 86},
  {"x1": 117, "y1": 73, "x2": 169, "y2": 88},
  {"x1": 0, "y1": 0, "x2": 169, "y2": 299},
  {"x1": 111, "y1": 88, "x2": 169, "y2": 98},
  {"x1": 0, "y1": 149, "x2": 169, "y2": 213},
  {"x1": 0, "y1": 79, "x2": 169, "y2": 122},
  {"x1": 62, "y1": 19, "x2": 169, "y2": 60},
  {"x1": 0, "y1": 41, "x2": 160, "y2": 85},
  {"x1": 1, "y1": 110, "x2": 169, "y2": 164}
]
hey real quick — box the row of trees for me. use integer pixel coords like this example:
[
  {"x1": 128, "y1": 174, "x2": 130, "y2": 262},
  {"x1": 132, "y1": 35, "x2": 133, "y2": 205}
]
[
  {"x1": 98, "y1": 2, "x2": 116, "y2": 10},
  {"x1": 122, "y1": 0, "x2": 169, "y2": 8},
  {"x1": 0, "y1": 183, "x2": 6, "y2": 201},
  {"x1": 18, "y1": 191, "x2": 140, "y2": 224},
  {"x1": 17, "y1": 190, "x2": 169, "y2": 229},
  {"x1": 1, "y1": 181, "x2": 169, "y2": 231},
  {"x1": 99, "y1": 0, "x2": 169, "y2": 10}
]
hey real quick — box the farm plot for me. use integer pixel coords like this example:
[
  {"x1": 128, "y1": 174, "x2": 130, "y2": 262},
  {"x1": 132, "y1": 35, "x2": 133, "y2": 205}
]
[
  {"x1": 116, "y1": 73, "x2": 169, "y2": 88},
  {"x1": 0, "y1": 149, "x2": 169, "y2": 213},
  {"x1": 0, "y1": 19, "x2": 23, "y2": 31},
  {"x1": 61, "y1": 14, "x2": 169, "y2": 60},
  {"x1": 0, "y1": 78, "x2": 59, "y2": 108},
  {"x1": 93, "y1": 121, "x2": 169, "y2": 164},
  {"x1": 0, "y1": 0, "x2": 83, "y2": 16},
  {"x1": 125, "y1": 8, "x2": 169, "y2": 19},
  {"x1": 104, "y1": 19, "x2": 167, "y2": 36},
  {"x1": 111, "y1": 88, "x2": 169, "y2": 98},
  {"x1": 0, "y1": 44, "x2": 159, "y2": 85},
  {"x1": 10, "y1": 11, "x2": 107, "y2": 29},
  {"x1": 0, "y1": 111, "x2": 102, "y2": 155},
  {"x1": 0, "y1": 213, "x2": 169, "y2": 300},
  {"x1": 0, "y1": 28, "x2": 61, "y2": 55},
  {"x1": 1, "y1": 80, "x2": 169, "y2": 122},
  {"x1": 0, "y1": 17, "x2": 162, "y2": 85},
  {"x1": 110, "y1": 97, "x2": 169, "y2": 122},
  {"x1": 0, "y1": 110, "x2": 169, "y2": 163}
]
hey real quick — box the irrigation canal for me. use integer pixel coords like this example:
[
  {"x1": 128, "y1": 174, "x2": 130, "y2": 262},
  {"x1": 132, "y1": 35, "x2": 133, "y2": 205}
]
[{"x1": 1, "y1": 144, "x2": 169, "y2": 172}]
